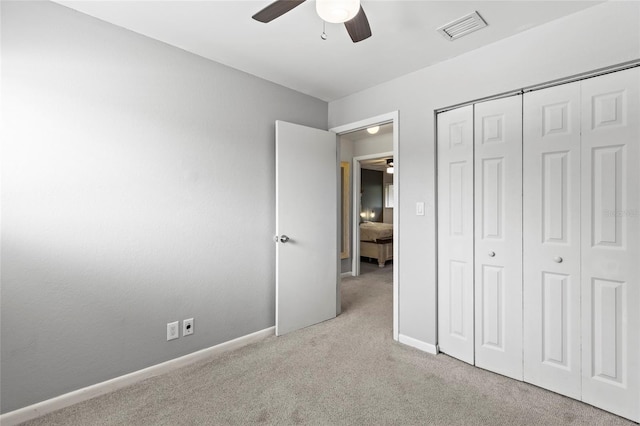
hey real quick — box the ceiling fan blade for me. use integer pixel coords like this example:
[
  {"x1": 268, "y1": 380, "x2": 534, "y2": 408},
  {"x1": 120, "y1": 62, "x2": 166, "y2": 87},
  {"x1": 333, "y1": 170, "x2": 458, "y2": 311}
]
[
  {"x1": 344, "y1": 6, "x2": 372, "y2": 43},
  {"x1": 252, "y1": 0, "x2": 306, "y2": 23}
]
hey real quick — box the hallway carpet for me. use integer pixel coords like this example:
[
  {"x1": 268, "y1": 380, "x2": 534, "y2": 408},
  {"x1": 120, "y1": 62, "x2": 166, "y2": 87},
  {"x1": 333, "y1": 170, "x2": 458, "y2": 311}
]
[{"x1": 22, "y1": 267, "x2": 632, "y2": 425}]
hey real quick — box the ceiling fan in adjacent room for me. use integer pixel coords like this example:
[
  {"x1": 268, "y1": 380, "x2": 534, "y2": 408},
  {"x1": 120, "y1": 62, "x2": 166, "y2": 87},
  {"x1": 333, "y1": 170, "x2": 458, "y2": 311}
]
[{"x1": 252, "y1": 0, "x2": 372, "y2": 43}]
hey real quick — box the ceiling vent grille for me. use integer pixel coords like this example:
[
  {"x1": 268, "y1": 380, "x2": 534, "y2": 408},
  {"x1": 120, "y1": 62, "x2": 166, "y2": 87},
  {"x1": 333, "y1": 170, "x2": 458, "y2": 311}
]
[{"x1": 437, "y1": 11, "x2": 487, "y2": 41}]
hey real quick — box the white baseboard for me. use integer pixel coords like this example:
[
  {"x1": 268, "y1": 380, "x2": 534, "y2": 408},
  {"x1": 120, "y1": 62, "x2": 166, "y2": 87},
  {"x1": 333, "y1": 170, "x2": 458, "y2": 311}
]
[
  {"x1": 0, "y1": 326, "x2": 275, "y2": 426},
  {"x1": 398, "y1": 334, "x2": 438, "y2": 355},
  {"x1": 340, "y1": 271, "x2": 353, "y2": 278}
]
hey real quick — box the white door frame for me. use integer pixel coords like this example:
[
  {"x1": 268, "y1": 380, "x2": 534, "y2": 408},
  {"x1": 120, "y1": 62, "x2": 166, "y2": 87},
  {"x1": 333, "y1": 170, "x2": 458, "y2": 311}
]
[
  {"x1": 330, "y1": 111, "x2": 399, "y2": 341},
  {"x1": 352, "y1": 151, "x2": 394, "y2": 276}
]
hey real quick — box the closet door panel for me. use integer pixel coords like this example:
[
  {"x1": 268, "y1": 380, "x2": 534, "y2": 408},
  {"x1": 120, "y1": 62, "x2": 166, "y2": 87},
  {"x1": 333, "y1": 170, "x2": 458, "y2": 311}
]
[
  {"x1": 581, "y1": 67, "x2": 639, "y2": 422},
  {"x1": 523, "y1": 82, "x2": 582, "y2": 399},
  {"x1": 437, "y1": 105, "x2": 475, "y2": 364},
  {"x1": 474, "y1": 96, "x2": 523, "y2": 380}
]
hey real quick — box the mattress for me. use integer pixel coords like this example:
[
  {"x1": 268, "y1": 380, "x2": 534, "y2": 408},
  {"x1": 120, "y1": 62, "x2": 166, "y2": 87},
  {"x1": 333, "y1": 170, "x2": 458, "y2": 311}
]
[{"x1": 360, "y1": 221, "x2": 393, "y2": 242}]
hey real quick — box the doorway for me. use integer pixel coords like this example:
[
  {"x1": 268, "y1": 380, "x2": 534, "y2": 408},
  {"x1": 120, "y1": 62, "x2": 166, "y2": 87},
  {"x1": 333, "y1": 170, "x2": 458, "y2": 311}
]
[
  {"x1": 331, "y1": 112, "x2": 399, "y2": 341},
  {"x1": 353, "y1": 151, "x2": 394, "y2": 275}
]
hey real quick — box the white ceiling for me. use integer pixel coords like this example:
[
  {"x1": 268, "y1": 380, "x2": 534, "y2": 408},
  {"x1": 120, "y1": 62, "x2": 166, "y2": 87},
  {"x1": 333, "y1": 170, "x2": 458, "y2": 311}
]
[{"x1": 55, "y1": 0, "x2": 603, "y2": 102}]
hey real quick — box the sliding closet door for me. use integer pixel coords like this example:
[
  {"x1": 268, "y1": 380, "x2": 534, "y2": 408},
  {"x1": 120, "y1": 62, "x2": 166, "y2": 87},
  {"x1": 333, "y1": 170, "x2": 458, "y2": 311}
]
[
  {"x1": 523, "y1": 82, "x2": 582, "y2": 399},
  {"x1": 437, "y1": 105, "x2": 475, "y2": 365},
  {"x1": 474, "y1": 96, "x2": 523, "y2": 380},
  {"x1": 580, "y1": 67, "x2": 640, "y2": 422}
]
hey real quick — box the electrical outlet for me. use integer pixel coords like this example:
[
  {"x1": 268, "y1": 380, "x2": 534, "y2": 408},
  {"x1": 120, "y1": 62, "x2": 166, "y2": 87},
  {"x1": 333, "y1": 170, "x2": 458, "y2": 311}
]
[
  {"x1": 183, "y1": 318, "x2": 194, "y2": 336},
  {"x1": 167, "y1": 321, "x2": 179, "y2": 341}
]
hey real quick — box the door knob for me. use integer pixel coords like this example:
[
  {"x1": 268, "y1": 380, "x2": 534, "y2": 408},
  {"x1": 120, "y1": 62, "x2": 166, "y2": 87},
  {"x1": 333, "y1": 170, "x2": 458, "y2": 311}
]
[
  {"x1": 280, "y1": 235, "x2": 290, "y2": 243},
  {"x1": 488, "y1": 251, "x2": 495, "y2": 257},
  {"x1": 554, "y1": 256, "x2": 563, "y2": 263}
]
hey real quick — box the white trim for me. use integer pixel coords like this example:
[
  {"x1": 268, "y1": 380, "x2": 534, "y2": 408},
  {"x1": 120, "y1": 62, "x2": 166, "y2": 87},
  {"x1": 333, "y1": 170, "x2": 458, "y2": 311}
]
[
  {"x1": 330, "y1": 111, "x2": 400, "y2": 342},
  {"x1": 353, "y1": 156, "x2": 361, "y2": 276},
  {"x1": 399, "y1": 334, "x2": 438, "y2": 355},
  {"x1": 340, "y1": 271, "x2": 353, "y2": 278},
  {"x1": 0, "y1": 327, "x2": 275, "y2": 426},
  {"x1": 352, "y1": 151, "x2": 394, "y2": 276},
  {"x1": 330, "y1": 112, "x2": 395, "y2": 135},
  {"x1": 391, "y1": 117, "x2": 399, "y2": 342}
]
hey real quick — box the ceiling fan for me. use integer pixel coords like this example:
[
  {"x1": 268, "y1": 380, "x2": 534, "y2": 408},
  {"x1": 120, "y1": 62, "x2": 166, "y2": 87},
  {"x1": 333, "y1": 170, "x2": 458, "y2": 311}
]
[{"x1": 252, "y1": 0, "x2": 372, "y2": 43}]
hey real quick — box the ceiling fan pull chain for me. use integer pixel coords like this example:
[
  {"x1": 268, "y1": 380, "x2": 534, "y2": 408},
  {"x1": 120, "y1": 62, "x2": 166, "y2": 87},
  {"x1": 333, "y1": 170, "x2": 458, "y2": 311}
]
[{"x1": 321, "y1": 20, "x2": 328, "y2": 40}]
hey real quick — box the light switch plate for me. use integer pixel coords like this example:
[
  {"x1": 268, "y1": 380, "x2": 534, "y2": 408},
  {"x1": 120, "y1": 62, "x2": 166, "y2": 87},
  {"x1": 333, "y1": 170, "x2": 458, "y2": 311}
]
[{"x1": 416, "y1": 202, "x2": 425, "y2": 216}]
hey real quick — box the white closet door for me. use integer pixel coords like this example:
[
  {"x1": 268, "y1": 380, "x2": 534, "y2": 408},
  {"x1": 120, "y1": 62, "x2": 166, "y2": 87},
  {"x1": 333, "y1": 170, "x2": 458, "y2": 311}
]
[
  {"x1": 523, "y1": 82, "x2": 582, "y2": 399},
  {"x1": 580, "y1": 67, "x2": 640, "y2": 422},
  {"x1": 437, "y1": 105, "x2": 475, "y2": 364},
  {"x1": 474, "y1": 96, "x2": 523, "y2": 380}
]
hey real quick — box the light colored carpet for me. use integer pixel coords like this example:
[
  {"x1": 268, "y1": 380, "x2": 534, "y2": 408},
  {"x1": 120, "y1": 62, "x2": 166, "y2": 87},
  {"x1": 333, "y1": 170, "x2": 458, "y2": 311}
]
[{"x1": 21, "y1": 266, "x2": 633, "y2": 425}]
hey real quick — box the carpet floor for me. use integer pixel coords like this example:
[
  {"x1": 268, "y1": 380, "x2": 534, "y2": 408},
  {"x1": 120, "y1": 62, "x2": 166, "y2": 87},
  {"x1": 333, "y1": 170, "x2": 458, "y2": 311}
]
[{"x1": 22, "y1": 265, "x2": 634, "y2": 425}]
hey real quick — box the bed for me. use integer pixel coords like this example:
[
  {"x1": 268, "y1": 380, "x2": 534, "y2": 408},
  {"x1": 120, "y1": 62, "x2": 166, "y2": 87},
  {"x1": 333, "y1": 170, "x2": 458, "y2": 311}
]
[{"x1": 360, "y1": 222, "x2": 393, "y2": 268}]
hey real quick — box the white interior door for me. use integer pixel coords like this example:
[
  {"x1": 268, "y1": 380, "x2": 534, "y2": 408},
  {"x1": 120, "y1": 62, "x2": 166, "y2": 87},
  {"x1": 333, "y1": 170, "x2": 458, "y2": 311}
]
[
  {"x1": 276, "y1": 120, "x2": 339, "y2": 336},
  {"x1": 437, "y1": 105, "x2": 475, "y2": 365},
  {"x1": 580, "y1": 68, "x2": 640, "y2": 422},
  {"x1": 523, "y1": 81, "x2": 582, "y2": 399},
  {"x1": 474, "y1": 96, "x2": 523, "y2": 380}
]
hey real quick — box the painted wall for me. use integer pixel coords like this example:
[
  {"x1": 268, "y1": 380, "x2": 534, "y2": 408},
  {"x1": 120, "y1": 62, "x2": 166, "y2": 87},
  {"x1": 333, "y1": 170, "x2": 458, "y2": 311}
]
[
  {"x1": 328, "y1": 1, "x2": 640, "y2": 346},
  {"x1": 339, "y1": 141, "x2": 354, "y2": 273},
  {"x1": 352, "y1": 132, "x2": 393, "y2": 157},
  {"x1": 0, "y1": 1, "x2": 327, "y2": 413}
]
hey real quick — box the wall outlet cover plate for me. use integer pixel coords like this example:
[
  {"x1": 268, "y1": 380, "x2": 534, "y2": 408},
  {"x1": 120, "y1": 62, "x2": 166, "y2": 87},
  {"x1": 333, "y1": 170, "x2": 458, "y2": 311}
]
[
  {"x1": 167, "y1": 321, "x2": 179, "y2": 341},
  {"x1": 183, "y1": 318, "x2": 194, "y2": 336}
]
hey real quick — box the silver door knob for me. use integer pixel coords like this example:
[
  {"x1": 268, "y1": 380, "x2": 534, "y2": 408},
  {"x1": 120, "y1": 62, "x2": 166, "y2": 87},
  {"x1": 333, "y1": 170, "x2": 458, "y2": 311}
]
[
  {"x1": 280, "y1": 235, "x2": 290, "y2": 243},
  {"x1": 488, "y1": 251, "x2": 495, "y2": 257},
  {"x1": 554, "y1": 256, "x2": 563, "y2": 263}
]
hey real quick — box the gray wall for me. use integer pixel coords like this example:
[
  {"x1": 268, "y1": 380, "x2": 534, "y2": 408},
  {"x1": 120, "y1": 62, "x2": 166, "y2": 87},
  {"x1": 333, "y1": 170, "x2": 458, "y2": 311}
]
[
  {"x1": 0, "y1": 1, "x2": 327, "y2": 413},
  {"x1": 328, "y1": 1, "x2": 640, "y2": 346}
]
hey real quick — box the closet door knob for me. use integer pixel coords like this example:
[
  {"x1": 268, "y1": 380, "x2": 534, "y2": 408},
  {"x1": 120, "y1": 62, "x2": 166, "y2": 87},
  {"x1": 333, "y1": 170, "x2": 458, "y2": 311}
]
[
  {"x1": 554, "y1": 256, "x2": 563, "y2": 263},
  {"x1": 488, "y1": 251, "x2": 495, "y2": 257}
]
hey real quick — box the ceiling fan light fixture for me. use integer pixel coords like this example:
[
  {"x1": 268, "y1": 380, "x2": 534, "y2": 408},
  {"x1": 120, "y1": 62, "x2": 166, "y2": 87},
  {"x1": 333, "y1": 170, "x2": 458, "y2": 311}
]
[
  {"x1": 316, "y1": 0, "x2": 360, "y2": 24},
  {"x1": 386, "y1": 158, "x2": 394, "y2": 174}
]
